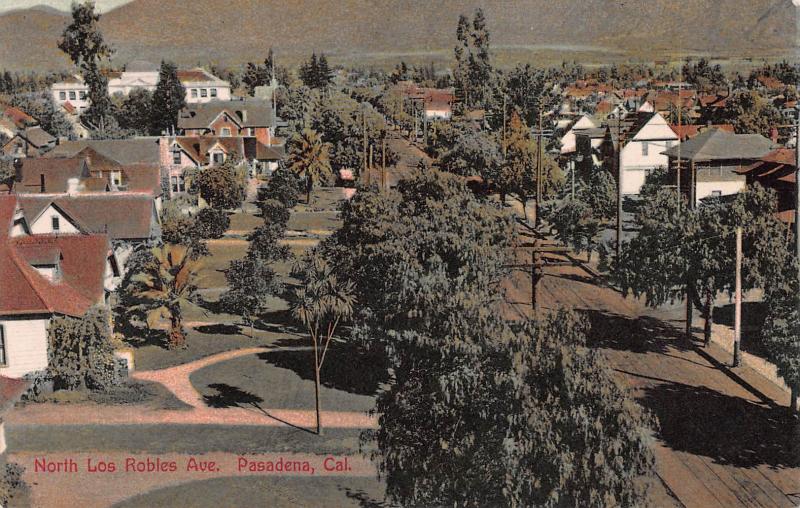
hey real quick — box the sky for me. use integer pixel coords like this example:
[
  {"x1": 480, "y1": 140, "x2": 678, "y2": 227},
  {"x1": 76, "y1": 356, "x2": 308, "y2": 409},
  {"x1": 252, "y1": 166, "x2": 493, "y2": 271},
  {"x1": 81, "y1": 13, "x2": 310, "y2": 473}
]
[{"x1": 0, "y1": 0, "x2": 134, "y2": 14}]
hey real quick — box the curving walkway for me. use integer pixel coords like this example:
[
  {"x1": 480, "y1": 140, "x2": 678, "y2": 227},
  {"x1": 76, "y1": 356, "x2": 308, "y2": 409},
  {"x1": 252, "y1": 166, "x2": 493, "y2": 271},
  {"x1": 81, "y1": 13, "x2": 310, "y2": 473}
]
[{"x1": 7, "y1": 347, "x2": 377, "y2": 430}]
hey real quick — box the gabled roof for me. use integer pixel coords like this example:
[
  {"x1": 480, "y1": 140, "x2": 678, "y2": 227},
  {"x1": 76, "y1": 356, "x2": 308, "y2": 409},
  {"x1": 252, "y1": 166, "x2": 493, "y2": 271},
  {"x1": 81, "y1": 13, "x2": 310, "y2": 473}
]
[
  {"x1": 177, "y1": 68, "x2": 226, "y2": 84},
  {"x1": 76, "y1": 146, "x2": 122, "y2": 172},
  {"x1": 663, "y1": 128, "x2": 774, "y2": 161},
  {"x1": 16, "y1": 126, "x2": 56, "y2": 147},
  {"x1": 0, "y1": 104, "x2": 36, "y2": 129},
  {"x1": 12, "y1": 234, "x2": 110, "y2": 303},
  {"x1": 44, "y1": 138, "x2": 161, "y2": 165},
  {"x1": 17, "y1": 193, "x2": 155, "y2": 241},
  {"x1": 14, "y1": 158, "x2": 88, "y2": 194},
  {"x1": 178, "y1": 100, "x2": 275, "y2": 130},
  {"x1": 670, "y1": 124, "x2": 734, "y2": 141}
]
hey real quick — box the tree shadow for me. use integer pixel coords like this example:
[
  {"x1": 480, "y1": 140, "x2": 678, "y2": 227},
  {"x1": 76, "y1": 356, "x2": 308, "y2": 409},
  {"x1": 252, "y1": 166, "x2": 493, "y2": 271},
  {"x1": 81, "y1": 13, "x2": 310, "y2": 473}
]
[
  {"x1": 194, "y1": 324, "x2": 241, "y2": 335},
  {"x1": 202, "y1": 383, "x2": 263, "y2": 408},
  {"x1": 255, "y1": 309, "x2": 304, "y2": 335},
  {"x1": 714, "y1": 301, "x2": 770, "y2": 358},
  {"x1": 341, "y1": 487, "x2": 392, "y2": 508},
  {"x1": 196, "y1": 296, "x2": 226, "y2": 316},
  {"x1": 582, "y1": 310, "x2": 692, "y2": 355},
  {"x1": 631, "y1": 372, "x2": 799, "y2": 468},
  {"x1": 115, "y1": 319, "x2": 169, "y2": 349},
  {"x1": 256, "y1": 341, "x2": 389, "y2": 396}
]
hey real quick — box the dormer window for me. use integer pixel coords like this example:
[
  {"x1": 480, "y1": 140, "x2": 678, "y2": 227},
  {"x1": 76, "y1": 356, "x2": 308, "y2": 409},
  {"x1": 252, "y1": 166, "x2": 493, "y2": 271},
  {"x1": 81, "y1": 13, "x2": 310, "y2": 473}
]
[{"x1": 212, "y1": 152, "x2": 224, "y2": 165}]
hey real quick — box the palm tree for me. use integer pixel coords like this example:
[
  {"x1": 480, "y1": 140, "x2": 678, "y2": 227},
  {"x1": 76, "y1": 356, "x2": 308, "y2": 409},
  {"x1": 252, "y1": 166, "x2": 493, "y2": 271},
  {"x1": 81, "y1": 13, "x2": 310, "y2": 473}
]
[
  {"x1": 131, "y1": 244, "x2": 201, "y2": 349},
  {"x1": 291, "y1": 251, "x2": 355, "y2": 434},
  {"x1": 286, "y1": 128, "x2": 333, "y2": 204}
]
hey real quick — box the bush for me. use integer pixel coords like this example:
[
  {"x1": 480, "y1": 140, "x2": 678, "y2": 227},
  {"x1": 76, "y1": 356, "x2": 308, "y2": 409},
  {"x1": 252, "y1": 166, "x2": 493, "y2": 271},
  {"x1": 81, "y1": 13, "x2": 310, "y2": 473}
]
[
  {"x1": 258, "y1": 166, "x2": 303, "y2": 208},
  {"x1": 0, "y1": 462, "x2": 27, "y2": 506},
  {"x1": 195, "y1": 208, "x2": 230, "y2": 239},
  {"x1": 260, "y1": 199, "x2": 290, "y2": 226}
]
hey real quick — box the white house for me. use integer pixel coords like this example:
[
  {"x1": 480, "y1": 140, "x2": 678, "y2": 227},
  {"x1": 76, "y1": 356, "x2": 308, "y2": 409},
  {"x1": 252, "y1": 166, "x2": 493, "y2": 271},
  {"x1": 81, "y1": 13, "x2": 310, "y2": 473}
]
[
  {"x1": 619, "y1": 112, "x2": 680, "y2": 195},
  {"x1": 560, "y1": 114, "x2": 599, "y2": 155},
  {"x1": 51, "y1": 65, "x2": 231, "y2": 111},
  {"x1": 0, "y1": 195, "x2": 113, "y2": 378}
]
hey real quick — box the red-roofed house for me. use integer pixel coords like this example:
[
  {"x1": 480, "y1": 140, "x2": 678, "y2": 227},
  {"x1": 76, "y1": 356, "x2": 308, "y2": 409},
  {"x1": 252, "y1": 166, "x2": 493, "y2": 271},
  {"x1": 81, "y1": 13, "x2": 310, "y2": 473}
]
[
  {"x1": 737, "y1": 148, "x2": 797, "y2": 222},
  {"x1": 0, "y1": 194, "x2": 116, "y2": 378}
]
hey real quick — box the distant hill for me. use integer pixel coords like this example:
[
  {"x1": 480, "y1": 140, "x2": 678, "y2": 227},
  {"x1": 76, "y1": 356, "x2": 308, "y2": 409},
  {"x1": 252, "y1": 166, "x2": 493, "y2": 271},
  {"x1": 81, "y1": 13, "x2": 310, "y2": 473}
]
[{"x1": 0, "y1": 0, "x2": 795, "y2": 72}]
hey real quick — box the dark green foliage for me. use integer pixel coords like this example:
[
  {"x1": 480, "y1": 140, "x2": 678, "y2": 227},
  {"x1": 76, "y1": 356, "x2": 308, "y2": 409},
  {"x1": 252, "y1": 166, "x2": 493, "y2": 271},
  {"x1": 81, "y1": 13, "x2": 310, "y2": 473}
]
[
  {"x1": 247, "y1": 223, "x2": 291, "y2": 263},
  {"x1": 547, "y1": 199, "x2": 601, "y2": 258},
  {"x1": 190, "y1": 159, "x2": 246, "y2": 210},
  {"x1": 151, "y1": 61, "x2": 186, "y2": 135},
  {"x1": 258, "y1": 166, "x2": 303, "y2": 208},
  {"x1": 299, "y1": 52, "x2": 333, "y2": 89},
  {"x1": 761, "y1": 275, "x2": 800, "y2": 405},
  {"x1": 159, "y1": 202, "x2": 210, "y2": 256},
  {"x1": 259, "y1": 199, "x2": 290, "y2": 227},
  {"x1": 10, "y1": 93, "x2": 75, "y2": 139},
  {"x1": 0, "y1": 157, "x2": 17, "y2": 192},
  {"x1": 327, "y1": 169, "x2": 656, "y2": 506},
  {"x1": 116, "y1": 88, "x2": 154, "y2": 135},
  {"x1": 708, "y1": 90, "x2": 783, "y2": 138},
  {"x1": 453, "y1": 9, "x2": 494, "y2": 108},
  {"x1": 681, "y1": 58, "x2": 726, "y2": 91},
  {"x1": 580, "y1": 169, "x2": 617, "y2": 221},
  {"x1": 220, "y1": 257, "x2": 281, "y2": 328},
  {"x1": 195, "y1": 207, "x2": 230, "y2": 239},
  {"x1": 437, "y1": 128, "x2": 501, "y2": 179},
  {"x1": 615, "y1": 185, "x2": 792, "y2": 344},
  {"x1": 504, "y1": 63, "x2": 560, "y2": 127},
  {"x1": 48, "y1": 306, "x2": 118, "y2": 391}
]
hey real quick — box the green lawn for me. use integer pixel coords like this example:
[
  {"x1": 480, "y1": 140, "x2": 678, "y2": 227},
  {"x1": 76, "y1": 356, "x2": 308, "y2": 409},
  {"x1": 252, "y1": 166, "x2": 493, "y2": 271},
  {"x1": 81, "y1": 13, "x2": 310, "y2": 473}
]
[
  {"x1": 8, "y1": 424, "x2": 364, "y2": 455},
  {"x1": 287, "y1": 211, "x2": 341, "y2": 234},
  {"x1": 113, "y1": 475, "x2": 388, "y2": 508},
  {"x1": 189, "y1": 347, "x2": 380, "y2": 413}
]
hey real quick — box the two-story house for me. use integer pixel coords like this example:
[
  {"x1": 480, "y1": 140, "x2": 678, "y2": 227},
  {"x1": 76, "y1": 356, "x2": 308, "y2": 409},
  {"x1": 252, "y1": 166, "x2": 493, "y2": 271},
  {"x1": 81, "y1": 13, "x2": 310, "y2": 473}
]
[
  {"x1": 617, "y1": 112, "x2": 680, "y2": 195},
  {"x1": 177, "y1": 100, "x2": 280, "y2": 146}
]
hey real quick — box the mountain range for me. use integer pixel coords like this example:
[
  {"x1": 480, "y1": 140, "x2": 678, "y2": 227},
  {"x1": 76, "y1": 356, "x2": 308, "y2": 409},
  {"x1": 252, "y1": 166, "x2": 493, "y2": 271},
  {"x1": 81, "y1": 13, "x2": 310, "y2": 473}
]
[{"x1": 0, "y1": 0, "x2": 796, "y2": 72}]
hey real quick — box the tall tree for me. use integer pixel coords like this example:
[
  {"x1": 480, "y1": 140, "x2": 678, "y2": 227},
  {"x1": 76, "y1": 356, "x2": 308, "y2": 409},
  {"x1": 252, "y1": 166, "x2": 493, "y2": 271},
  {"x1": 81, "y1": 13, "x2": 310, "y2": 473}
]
[
  {"x1": 57, "y1": 1, "x2": 113, "y2": 127},
  {"x1": 127, "y1": 244, "x2": 200, "y2": 349},
  {"x1": 761, "y1": 275, "x2": 800, "y2": 412},
  {"x1": 220, "y1": 256, "x2": 281, "y2": 337},
  {"x1": 151, "y1": 61, "x2": 186, "y2": 135},
  {"x1": 190, "y1": 157, "x2": 246, "y2": 210},
  {"x1": 286, "y1": 128, "x2": 333, "y2": 204},
  {"x1": 116, "y1": 88, "x2": 153, "y2": 134},
  {"x1": 290, "y1": 251, "x2": 355, "y2": 434},
  {"x1": 324, "y1": 170, "x2": 656, "y2": 506}
]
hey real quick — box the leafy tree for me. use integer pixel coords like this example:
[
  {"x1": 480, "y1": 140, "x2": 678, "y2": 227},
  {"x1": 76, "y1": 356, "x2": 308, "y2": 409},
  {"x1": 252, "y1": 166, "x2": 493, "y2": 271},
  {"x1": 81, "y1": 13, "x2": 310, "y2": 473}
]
[
  {"x1": 761, "y1": 276, "x2": 800, "y2": 412},
  {"x1": 190, "y1": 158, "x2": 246, "y2": 210},
  {"x1": 299, "y1": 53, "x2": 333, "y2": 89},
  {"x1": 498, "y1": 113, "x2": 534, "y2": 205},
  {"x1": 615, "y1": 185, "x2": 791, "y2": 345},
  {"x1": 326, "y1": 170, "x2": 656, "y2": 506},
  {"x1": 259, "y1": 199, "x2": 290, "y2": 227},
  {"x1": 0, "y1": 157, "x2": 17, "y2": 192},
  {"x1": 682, "y1": 57, "x2": 726, "y2": 91},
  {"x1": 710, "y1": 90, "x2": 783, "y2": 138},
  {"x1": 159, "y1": 202, "x2": 209, "y2": 256},
  {"x1": 57, "y1": 1, "x2": 113, "y2": 127},
  {"x1": 241, "y1": 61, "x2": 270, "y2": 94},
  {"x1": 195, "y1": 207, "x2": 230, "y2": 239},
  {"x1": 504, "y1": 64, "x2": 559, "y2": 128},
  {"x1": 580, "y1": 169, "x2": 617, "y2": 221},
  {"x1": 257, "y1": 166, "x2": 303, "y2": 208},
  {"x1": 151, "y1": 61, "x2": 186, "y2": 135},
  {"x1": 290, "y1": 251, "x2": 355, "y2": 434},
  {"x1": 286, "y1": 128, "x2": 333, "y2": 204},
  {"x1": 437, "y1": 127, "x2": 501, "y2": 181},
  {"x1": 453, "y1": 9, "x2": 494, "y2": 108},
  {"x1": 116, "y1": 88, "x2": 153, "y2": 134},
  {"x1": 220, "y1": 256, "x2": 281, "y2": 337},
  {"x1": 547, "y1": 199, "x2": 601, "y2": 261},
  {"x1": 47, "y1": 306, "x2": 118, "y2": 391},
  {"x1": 127, "y1": 244, "x2": 201, "y2": 349},
  {"x1": 10, "y1": 93, "x2": 75, "y2": 139},
  {"x1": 247, "y1": 222, "x2": 291, "y2": 263}
]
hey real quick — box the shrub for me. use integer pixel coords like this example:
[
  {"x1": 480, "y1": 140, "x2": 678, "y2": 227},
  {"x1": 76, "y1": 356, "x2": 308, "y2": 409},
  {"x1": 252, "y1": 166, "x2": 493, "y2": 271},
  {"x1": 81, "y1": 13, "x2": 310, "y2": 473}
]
[
  {"x1": 258, "y1": 166, "x2": 303, "y2": 208},
  {"x1": 195, "y1": 208, "x2": 230, "y2": 239},
  {"x1": 0, "y1": 462, "x2": 27, "y2": 506},
  {"x1": 260, "y1": 199, "x2": 290, "y2": 226}
]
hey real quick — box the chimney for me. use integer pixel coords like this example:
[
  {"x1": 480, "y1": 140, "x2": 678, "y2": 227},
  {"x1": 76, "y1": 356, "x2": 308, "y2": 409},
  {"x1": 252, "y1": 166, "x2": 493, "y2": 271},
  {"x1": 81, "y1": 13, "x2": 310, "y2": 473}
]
[
  {"x1": 66, "y1": 177, "x2": 80, "y2": 196},
  {"x1": 40, "y1": 173, "x2": 45, "y2": 193}
]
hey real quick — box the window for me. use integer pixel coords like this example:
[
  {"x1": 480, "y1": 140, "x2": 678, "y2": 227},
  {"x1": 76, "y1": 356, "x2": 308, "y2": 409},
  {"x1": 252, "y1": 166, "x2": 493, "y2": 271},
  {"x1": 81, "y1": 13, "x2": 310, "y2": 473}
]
[
  {"x1": 79, "y1": 91, "x2": 86, "y2": 100},
  {"x1": 177, "y1": 176, "x2": 185, "y2": 192},
  {"x1": 173, "y1": 150, "x2": 182, "y2": 165},
  {"x1": 210, "y1": 88, "x2": 217, "y2": 97},
  {"x1": 200, "y1": 89, "x2": 208, "y2": 98},
  {"x1": 59, "y1": 91, "x2": 66, "y2": 101},
  {"x1": 171, "y1": 176, "x2": 178, "y2": 192},
  {"x1": 221, "y1": 127, "x2": 231, "y2": 136},
  {"x1": 248, "y1": 128, "x2": 254, "y2": 136},
  {"x1": 212, "y1": 152, "x2": 224, "y2": 165},
  {"x1": 641, "y1": 142, "x2": 649, "y2": 156},
  {"x1": 110, "y1": 171, "x2": 122, "y2": 187},
  {"x1": 191, "y1": 89, "x2": 198, "y2": 98},
  {"x1": 69, "y1": 91, "x2": 76, "y2": 100},
  {"x1": 0, "y1": 325, "x2": 6, "y2": 366},
  {"x1": 711, "y1": 190, "x2": 722, "y2": 197},
  {"x1": 51, "y1": 216, "x2": 60, "y2": 231}
]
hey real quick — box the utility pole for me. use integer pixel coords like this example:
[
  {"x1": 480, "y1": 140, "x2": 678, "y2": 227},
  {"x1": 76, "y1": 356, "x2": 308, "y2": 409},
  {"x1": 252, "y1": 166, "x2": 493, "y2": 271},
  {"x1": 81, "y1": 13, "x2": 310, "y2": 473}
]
[
  {"x1": 571, "y1": 160, "x2": 575, "y2": 200},
  {"x1": 502, "y1": 94, "x2": 507, "y2": 157},
  {"x1": 381, "y1": 136, "x2": 386, "y2": 191},
  {"x1": 362, "y1": 108, "x2": 367, "y2": 181},
  {"x1": 733, "y1": 226, "x2": 742, "y2": 367},
  {"x1": 616, "y1": 118, "x2": 623, "y2": 259},
  {"x1": 536, "y1": 108, "x2": 543, "y2": 227},
  {"x1": 795, "y1": 107, "x2": 800, "y2": 269}
]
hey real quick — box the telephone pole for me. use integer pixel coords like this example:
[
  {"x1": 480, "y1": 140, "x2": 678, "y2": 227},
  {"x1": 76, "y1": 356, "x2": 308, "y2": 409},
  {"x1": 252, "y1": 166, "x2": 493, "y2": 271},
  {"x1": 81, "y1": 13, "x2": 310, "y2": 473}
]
[
  {"x1": 616, "y1": 118, "x2": 623, "y2": 259},
  {"x1": 733, "y1": 226, "x2": 742, "y2": 367}
]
